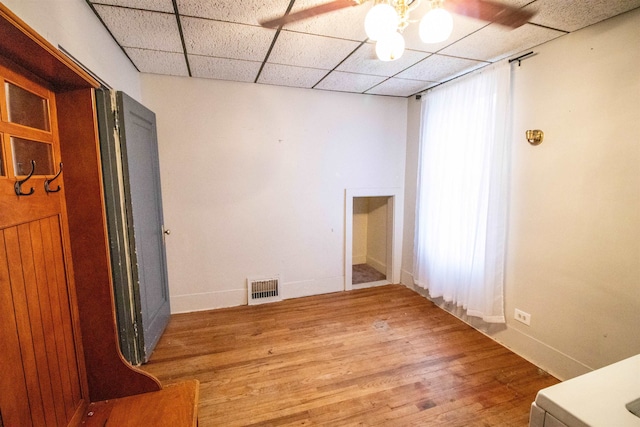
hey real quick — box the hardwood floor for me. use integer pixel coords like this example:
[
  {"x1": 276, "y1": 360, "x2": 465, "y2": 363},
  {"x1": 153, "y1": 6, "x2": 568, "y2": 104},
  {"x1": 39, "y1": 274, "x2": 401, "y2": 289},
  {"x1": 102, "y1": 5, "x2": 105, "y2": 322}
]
[{"x1": 142, "y1": 285, "x2": 558, "y2": 426}]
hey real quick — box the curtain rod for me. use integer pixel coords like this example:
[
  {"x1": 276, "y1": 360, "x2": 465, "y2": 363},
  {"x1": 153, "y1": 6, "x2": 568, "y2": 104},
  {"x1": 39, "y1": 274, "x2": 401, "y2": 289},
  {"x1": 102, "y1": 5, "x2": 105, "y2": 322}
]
[
  {"x1": 509, "y1": 51, "x2": 535, "y2": 66},
  {"x1": 415, "y1": 54, "x2": 535, "y2": 99}
]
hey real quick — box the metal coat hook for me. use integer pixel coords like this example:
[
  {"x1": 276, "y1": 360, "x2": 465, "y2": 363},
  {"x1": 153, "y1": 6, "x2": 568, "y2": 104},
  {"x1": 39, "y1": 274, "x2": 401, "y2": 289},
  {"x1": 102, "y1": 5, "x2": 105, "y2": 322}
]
[
  {"x1": 15, "y1": 160, "x2": 36, "y2": 196},
  {"x1": 45, "y1": 162, "x2": 63, "y2": 193}
]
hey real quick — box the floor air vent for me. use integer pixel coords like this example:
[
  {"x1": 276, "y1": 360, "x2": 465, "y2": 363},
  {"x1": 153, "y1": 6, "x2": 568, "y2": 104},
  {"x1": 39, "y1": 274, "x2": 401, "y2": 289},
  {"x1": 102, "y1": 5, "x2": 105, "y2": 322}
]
[{"x1": 248, "y1": 276, "x2": 282, "y2": 305}]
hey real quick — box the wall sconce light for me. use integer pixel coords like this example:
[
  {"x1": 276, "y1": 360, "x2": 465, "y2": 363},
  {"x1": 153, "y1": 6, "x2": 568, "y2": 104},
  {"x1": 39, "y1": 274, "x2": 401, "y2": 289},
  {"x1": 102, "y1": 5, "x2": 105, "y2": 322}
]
[{"x1": 526, "y1": 129, "x2": 544, "y2": 145}]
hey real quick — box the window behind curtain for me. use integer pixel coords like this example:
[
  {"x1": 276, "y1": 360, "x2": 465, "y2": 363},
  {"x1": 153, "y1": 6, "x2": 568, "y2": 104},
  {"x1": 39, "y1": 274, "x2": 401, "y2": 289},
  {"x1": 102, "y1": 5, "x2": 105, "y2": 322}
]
[{"x1": 413, "y1": 61, "x2": 512, "y2": 323}]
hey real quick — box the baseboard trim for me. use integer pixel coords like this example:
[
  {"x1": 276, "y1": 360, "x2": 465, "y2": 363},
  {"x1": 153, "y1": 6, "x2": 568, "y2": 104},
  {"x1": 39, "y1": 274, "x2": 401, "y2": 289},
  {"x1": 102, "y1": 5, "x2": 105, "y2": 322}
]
[
  {"x1": 366, "y1": 256, "x2": 386, "y2": 275},
  {"x1": 489, "y1": 324, "x2": 591, "y2": 380},
  {"x1": 400, "y1": 275, "x2": 591, "y2": 381},
  {"x1": 171, "y1": 289, "x2": 246, "y2": 314},
  {"x1": 171, "y1": 276, "x2": 345, "y2": 314},
  {"x1": 282, "y1": 276, "x2": 343, "y2": 300}
]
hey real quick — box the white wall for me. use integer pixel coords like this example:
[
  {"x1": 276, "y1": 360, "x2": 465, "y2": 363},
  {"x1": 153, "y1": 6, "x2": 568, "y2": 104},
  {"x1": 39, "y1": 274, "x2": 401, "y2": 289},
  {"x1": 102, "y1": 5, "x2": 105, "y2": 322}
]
[
  {"x1": 366, "y1": 197, "x2": 388, "y2": 274},
  {"x1": 140, "y1": 75, "x2": 407, "y2": 312},
  {"x1": 352, "y1": 198, "x2": 369, "y2": 265},
  {"x1": 4, "y1": 0, "x2": 141, "y2": 99},
  {"x1": 402, "y1": 8, "x2": 640, "y2": 380}
]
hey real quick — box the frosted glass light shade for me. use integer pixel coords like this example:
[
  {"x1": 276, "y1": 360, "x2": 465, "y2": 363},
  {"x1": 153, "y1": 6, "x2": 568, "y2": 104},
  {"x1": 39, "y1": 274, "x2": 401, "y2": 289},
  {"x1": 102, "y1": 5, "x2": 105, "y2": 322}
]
[
  {"x1": 419, "y1": 7, "x2": 453, "y2": 43},
  {"x1": 364, "y1": 3, "x2": 399, "y2": 41},
  {"x1": 375, "y1": 31, "x2": 405, "y2": 61}
]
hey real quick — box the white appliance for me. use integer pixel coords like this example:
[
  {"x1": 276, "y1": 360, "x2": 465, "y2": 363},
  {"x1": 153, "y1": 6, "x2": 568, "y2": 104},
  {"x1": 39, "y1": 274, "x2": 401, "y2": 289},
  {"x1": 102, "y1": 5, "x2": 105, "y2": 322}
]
[{"x1": 530, "y1": 355, "x2": 640, "y2": 427}]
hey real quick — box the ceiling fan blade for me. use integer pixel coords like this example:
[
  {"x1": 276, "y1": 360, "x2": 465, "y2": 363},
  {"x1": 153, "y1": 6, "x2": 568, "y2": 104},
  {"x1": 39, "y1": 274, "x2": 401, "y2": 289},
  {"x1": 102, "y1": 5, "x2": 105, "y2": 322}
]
[
  {"x1": 445, "y1": 0, "x2": 536, "y2": 29},
  {"x1": 260, "y1": 0, "x2": 360, "y2": 28}
]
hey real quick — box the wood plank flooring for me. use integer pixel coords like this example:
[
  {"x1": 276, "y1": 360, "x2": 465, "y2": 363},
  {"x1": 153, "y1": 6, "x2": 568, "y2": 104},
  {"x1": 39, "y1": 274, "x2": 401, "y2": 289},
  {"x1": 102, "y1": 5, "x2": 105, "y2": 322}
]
[{"x1": 142, "y1": 285, "x2": 558, "y2": 426}]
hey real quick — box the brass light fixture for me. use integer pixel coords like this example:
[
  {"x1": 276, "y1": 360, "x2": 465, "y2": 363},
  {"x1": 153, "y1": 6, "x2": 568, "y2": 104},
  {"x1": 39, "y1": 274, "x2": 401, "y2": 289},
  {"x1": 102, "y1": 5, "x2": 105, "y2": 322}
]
[
  {"x1": 261, "y1": 1, "x2": 536, "y2": 62},
  {"x1": 364, "y1": 0, "x2": 452, "y2": 61},
  {"x1": 526, "y1": 129, "x2": 544, "y2": 145}
]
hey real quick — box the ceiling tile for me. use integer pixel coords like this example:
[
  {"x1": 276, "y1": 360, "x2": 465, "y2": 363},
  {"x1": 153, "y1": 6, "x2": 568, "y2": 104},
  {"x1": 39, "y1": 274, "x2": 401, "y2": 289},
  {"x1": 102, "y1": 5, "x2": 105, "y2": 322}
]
[
  {"x1": 283, "y1": 0, "x2": 372, "y2": 41},
  {"x1": 528, "y1": 0, "x2": 640, "y2": 32},
  {"x1": 181, "y1": 17, "x2": 276, "y2": 61},
  {"x1": 315, "y1": 71, "x2": 387, "y2": 93},
  {"x1": 365, "y1": 77, "x2": 436, "y2": 97},
  {"x1": 88, "y1": 0, "x2": 639, "y2": 97},
  {"x1": 89, "y1": 0, "x2": 174, "y2": 13},
  {"x1": 93, "y1": 5, "x2": 183, "y2": 52},
  {"x1": 440, "y1": 23, "x2": 566, "y2": 62},
  {"x1": 177, "y1": 0, "x2": 288, "y2": 26},
  {"x1": 268, "y1": 31, "x2": 361, "y2": 70},
  {"x1": 258, "y1": 63, "x2": 328, "y2": 88},
  {"x1": 125, "y1": 48, "x2": 189, "y2": 76},
  {"x1": 189, "y1": 55, "x2": 262, "y2": 82},
  {"x1": 337, "y1": 43, "x2": 430, "y2": 77},
  {"x1": 397, "y1": 54, "x2": 486, "y2": 82}
]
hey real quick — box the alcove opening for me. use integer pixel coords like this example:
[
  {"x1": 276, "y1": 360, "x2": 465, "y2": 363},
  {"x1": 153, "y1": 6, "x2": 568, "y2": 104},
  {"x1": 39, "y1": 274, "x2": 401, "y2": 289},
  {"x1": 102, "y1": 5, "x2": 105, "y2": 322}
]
[
  {"x1": 344, "y1": 187, "x2": 402, "y2": 291},
  {"x1": 352, "y1": 196, "x2": 391, "y2": 288}
]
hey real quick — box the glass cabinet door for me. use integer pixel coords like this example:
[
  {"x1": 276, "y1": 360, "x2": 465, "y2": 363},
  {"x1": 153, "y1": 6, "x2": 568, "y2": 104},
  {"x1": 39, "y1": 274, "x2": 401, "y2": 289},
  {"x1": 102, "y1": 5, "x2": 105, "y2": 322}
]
[
  {"x1": 11, "y1": 136, "x2": 54, "y2": 176},
  {"x1": 0, "y1": 75, "x2": 56, "y2": 181},
  {"x1": 5, "y1": 81, "x2": 51, "y2": 131}
]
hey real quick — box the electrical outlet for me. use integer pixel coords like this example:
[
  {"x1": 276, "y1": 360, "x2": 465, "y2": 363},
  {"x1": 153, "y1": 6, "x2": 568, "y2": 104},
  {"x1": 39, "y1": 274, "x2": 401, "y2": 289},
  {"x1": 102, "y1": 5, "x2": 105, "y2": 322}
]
[{"x1": 514, "y1": 309, "x2": 531, "y2": 326}]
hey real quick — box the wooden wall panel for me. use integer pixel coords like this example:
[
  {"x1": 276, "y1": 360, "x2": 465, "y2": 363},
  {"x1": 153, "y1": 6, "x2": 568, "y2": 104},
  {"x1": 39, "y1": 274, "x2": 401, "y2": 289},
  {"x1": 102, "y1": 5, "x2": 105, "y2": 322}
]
[
  {"x1": 40, "y1": 216, "x2": 74, "y2": 421},
  {"x1": 4, "y1": 225, "x2": 48, "y2": 425},
  {"x1": 28, "y1": 220, "x2": 67, "y2": 426},
  {"x1": 1, "y1": 218, "x2": 85, "y2": 426},
  {"x1": 44, "y1": 215, "x2": 83, "y2": 420},
  {"x1": 0, "y1": 229, "x2": 33, "y2": 427}
]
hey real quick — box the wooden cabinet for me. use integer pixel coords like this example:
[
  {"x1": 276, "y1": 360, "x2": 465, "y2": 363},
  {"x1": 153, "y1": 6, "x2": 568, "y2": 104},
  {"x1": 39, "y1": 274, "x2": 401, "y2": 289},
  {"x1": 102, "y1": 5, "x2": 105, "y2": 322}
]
[
  {"x1": 0, "y1": 4, "x2": 197, "y2": 426},
  {"x1": 0, "y1": 55, "x2": 86, "y2": 427}
]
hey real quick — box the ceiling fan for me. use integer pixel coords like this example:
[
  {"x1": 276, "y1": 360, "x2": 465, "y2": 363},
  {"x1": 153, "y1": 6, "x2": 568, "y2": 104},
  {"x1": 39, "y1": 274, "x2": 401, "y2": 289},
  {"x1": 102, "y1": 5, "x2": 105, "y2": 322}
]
[{"x1": 261, "y1": 0, "x2": 536, "y2": 61}]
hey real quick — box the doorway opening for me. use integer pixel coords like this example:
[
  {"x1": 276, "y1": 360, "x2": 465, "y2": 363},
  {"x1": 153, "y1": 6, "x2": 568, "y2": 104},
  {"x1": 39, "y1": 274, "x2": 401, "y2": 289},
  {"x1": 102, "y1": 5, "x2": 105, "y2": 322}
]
[
  {"x1": 352, "y1": 196, "x2": 389, "y2": 287},
  {"x1": 344, "y1": 188, "x2": 403, "y2": 291}
]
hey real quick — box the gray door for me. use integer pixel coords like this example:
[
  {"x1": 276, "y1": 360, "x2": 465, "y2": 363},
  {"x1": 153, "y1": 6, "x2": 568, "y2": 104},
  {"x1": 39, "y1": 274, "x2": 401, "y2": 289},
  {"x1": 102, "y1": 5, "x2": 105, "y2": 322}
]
[
  {"x1": 117, "y1": 91, "x2": 170, "y2": 363},
  {"x1": 96, "y1": 89, "x2": 170, "y2": 364}
]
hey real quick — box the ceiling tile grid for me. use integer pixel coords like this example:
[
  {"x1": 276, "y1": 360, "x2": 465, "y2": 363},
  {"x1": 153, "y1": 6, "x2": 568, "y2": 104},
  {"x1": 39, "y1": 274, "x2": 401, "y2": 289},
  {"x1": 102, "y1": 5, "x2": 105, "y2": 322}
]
[
  {"x1": 337, "y1": 43, "x2": 431, "y2": 77},
  {"x1": 315, "y1": 70, "x2": 387, "y2": 93},
  {"x1": 189, "y1": 55, "x2": 263, "y2": 82},
  {"x1": 397, "y1": 54, "x2": 486, "y2": 82},
  {"x1": 177, "y1": 0, "x2": 289, "y2": 25},
  {"x1": 528, "y1": 0, "x2": 640, "y2": 32},
  {"x1": 87, "y1": 0, "x2": 640, "y2": 97},
  {"x1": 366, "y1": 77, "x2": 437, "y2": 97},
  {"x1": 258, "y1": 63, "x2": 329, "y2": 88},
  {"x1": 126, "y1": 48, "x2": 189, "y2": 76},
  {"x1": 440, "y1": 22, "x2": 566, "y2": 62},
  {"x1": 267, "y1": 31, "x2": 362, "y2": 69},
  {"x1": 181, "y1": 17, "x2": 276, "y2": 61},
  {"x1": 92, "y1": 0, "x2": 174, "y2": 13},
  {"x1": 93, "y1": 5, "x2": 183, "y2": 52},
  {"x1": 284, "y1": 0, "x2": 372, "y2": 40}
]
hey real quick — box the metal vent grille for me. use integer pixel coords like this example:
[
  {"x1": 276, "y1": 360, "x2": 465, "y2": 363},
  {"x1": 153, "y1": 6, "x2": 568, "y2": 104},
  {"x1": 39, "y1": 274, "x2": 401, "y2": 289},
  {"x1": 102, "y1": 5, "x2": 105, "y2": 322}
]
[{"x1": 248, "y1": 276, "x2": 282, "y2": 305}]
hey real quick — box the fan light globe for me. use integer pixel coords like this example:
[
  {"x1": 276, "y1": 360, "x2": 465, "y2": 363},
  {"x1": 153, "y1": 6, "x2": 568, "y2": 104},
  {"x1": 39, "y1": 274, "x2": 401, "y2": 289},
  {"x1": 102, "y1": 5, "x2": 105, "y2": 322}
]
[
  {"x1": 375, "y1": 31, "x2": 405, "y2": 61},
  {"x1": 364, "y1": 3, "x2": 399, "y2": 41},
  {"x1": 419, "y1": 7, "x2": 453, "y2": 43}
]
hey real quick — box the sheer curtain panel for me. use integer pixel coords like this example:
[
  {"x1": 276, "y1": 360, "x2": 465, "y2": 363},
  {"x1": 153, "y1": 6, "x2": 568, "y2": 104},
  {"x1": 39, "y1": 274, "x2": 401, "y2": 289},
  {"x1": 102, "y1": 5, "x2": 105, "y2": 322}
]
[{"x1": 413, "y1": 61, "x2": 512, "y2": 323}]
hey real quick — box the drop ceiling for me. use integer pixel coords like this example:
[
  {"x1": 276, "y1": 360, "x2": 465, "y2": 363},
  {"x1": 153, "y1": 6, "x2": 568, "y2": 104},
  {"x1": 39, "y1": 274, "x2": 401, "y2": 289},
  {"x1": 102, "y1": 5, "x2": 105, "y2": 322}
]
[{"x1": 87, "y1": 0, "x2": 640, "y2": 97}]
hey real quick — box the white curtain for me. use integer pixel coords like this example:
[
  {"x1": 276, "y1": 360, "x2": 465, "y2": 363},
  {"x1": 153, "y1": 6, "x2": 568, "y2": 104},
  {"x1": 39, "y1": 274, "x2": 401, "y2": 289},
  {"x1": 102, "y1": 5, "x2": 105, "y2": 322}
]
[{"x1": 413, "y1": 61, "x2": 512, "y2": 323}]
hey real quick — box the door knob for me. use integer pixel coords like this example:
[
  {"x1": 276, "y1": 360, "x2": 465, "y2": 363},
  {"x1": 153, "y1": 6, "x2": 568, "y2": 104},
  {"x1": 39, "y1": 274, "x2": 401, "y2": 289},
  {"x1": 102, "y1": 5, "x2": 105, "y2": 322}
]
[{"x1": 163, "y1": 229, "x2": 171, "y2": 235}]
